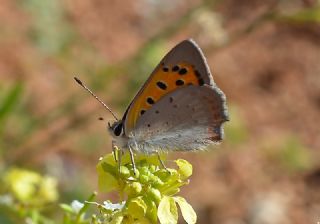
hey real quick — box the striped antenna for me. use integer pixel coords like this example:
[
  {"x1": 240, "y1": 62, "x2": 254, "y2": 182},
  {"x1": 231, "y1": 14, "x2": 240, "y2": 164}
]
[{"x1": 74, "y1": 77, "x2": 119, "y2": 121}]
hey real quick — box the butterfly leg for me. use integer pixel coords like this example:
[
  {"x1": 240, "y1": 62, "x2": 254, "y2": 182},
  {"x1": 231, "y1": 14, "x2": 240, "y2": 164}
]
[
  {"x1": 112, "y1": 141, "x2": 123, "y2": 173},
  {"x1": 112, "y1": 140, "x2": 118, "y2": 162},
  {"x1": 157, "y1": 151, "x2": 168, "y2": 170},
  {"x1": 128, "y1": 145, "x2": 136, "y2": 175},
  {"x1": 118, "y1": 149, "x2": 122, "y2": 173}
]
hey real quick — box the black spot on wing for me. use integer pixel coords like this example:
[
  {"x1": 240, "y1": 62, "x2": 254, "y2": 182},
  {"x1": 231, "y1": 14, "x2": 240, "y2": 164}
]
[
  {"x1": 172, "y1": 65, "x2": 180, "y2": 72},
  {"x1": 163, "y1": 67, "x2": 169, "y2": 72},
  {"x1": 179, "y1": 68, "x2": 188, "y2": 75},
  {"x1": 147, "y1": 97, "x2": 155, "y2": 105},
  {"x1": 176, "y1": 79, "x2": 184, "y2": 86},
  {"x1": 156, "y1": 81, "x2": 167, "y2": 90}
]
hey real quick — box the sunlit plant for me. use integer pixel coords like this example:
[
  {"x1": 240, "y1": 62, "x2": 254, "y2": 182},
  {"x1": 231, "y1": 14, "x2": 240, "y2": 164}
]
[
  {"x1": 96, "y1": 151, "x2": 196, "y2": 224},
  {"x1": 0, "y1": 168, "x2": 59, "y2": 223},
  {"x1": 61, "y1": 151, "x2": 197, "y2": 224}
]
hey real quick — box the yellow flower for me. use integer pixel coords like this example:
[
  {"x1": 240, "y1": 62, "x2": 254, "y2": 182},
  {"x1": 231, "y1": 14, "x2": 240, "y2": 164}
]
[{"x1": 4, "y1": 168, "x2": 58, "y2": 205}]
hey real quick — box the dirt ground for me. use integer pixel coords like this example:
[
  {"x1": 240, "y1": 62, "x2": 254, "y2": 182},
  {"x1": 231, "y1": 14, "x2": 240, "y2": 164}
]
[{"x1": 1, "y1": 0, "x2": 320, "y2": 223}]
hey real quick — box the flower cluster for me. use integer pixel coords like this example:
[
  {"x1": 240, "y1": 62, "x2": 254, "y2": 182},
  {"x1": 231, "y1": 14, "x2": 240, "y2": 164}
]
[
  {"x1": 94, "y1": 151, "x2": 196, "y2": 224},
  {"x1": 1, "y1": 168, "x2": 58, "y2": 206},
  {"x1": 0, "y1": 168, "x2": 59, "y2": 223}
]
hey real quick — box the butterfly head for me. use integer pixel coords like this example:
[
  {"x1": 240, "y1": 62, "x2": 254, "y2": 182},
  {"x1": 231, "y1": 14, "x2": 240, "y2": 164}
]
[{"x1": 108, "y1": 120, "x2": 124, "y2": 137}]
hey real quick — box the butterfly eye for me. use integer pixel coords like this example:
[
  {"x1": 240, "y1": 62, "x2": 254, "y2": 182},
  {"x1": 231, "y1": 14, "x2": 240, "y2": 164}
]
[{"x1": 113, "y1": 123, "x2": 123, "y2": 136}]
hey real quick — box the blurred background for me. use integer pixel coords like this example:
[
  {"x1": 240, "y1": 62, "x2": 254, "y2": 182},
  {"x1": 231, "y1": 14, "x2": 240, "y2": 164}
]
[{"x1": 1, "y1": 0, "x2": 320, "y2": 223}]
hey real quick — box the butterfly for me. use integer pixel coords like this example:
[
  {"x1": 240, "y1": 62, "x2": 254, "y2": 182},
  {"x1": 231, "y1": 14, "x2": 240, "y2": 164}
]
[{"x1": 75, "y1": 39, "x2": 228, "y2": 171}]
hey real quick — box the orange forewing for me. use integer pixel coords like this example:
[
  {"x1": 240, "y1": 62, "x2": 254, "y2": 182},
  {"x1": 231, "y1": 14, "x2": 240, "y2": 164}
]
[{"x1": 125, "y1": 62, "x2": 203, "y2": 131}]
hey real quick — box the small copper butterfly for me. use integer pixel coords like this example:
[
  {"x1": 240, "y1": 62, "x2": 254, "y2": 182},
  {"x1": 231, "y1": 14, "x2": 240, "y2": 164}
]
[{"x1": 75, "y1": 39, "x2": 229, "y2": 171}]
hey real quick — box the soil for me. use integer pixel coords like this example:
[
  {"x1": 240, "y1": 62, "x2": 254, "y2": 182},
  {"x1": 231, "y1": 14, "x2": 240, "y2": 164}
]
[{"x1": 1, "y1": 0, "x2": 319, "y2": 223}]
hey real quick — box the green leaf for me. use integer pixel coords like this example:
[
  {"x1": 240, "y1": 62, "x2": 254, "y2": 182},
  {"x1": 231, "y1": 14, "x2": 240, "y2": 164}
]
[
  {"x1": 175, "y1": 159, "x2": 192, "y2": 179},
  {"x1": 279, "y1": 6, "x2": 320, "y2": 23},
  {"x1": 224, "y1": 105, "x2": 247, "y2": 145},
  {"x1": 0, "y1": 83, "x2": 23, "y2": 124},
  {"x1": 127, "y1": 197, "x2": 147, "y2": 219},
  {"x1": 173, "y1": 196, "x2": 197, "y2": 224},
  {"x1": 97, "y1": 162, "x2": 119, "y2": 192},
  {"x1": 62, "y1": 213, "x2": 71, "y2": 224},
  {"x1": 60, "y1": 204, "x2": 74, "y2": 214},
  {"x1": 161, "y1": 186, "x2": 180, "y2": 196},
  {"x1": 277, "y1": 137, "x2": 312, "y2": 172},
  {"x1": 158, "y1": 196, "x2": 178, "y2": 224},
  {"x1": 78, "y1": 192, "x2": 97, "y2": 217},
  {"x1": 100, "y1": 153, "x2": 118, "y2": 165}
]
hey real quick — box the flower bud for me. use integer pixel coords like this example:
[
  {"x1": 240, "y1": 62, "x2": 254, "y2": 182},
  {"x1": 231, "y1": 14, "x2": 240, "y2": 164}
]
[{"x1": 148, "y1": 188, "x2": 162, "y2": 204}]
